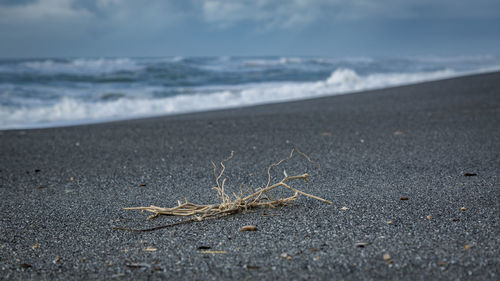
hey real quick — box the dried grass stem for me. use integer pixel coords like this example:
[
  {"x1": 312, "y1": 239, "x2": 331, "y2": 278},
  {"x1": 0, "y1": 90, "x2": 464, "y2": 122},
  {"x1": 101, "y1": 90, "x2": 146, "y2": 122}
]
[{"x1": 115, "y1": 149, "x2": 331, "y2": 232}]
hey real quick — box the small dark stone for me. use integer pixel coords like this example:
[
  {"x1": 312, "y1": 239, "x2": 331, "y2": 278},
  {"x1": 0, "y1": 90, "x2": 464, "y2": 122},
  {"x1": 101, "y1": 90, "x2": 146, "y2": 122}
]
[
  {"x1": 246, "y1": 265, "x2": 260, "y2": 269},
  {"x1": 20, "y1": 263, "x2": 32, "y2": 268},
  {"x1": 126, "y1": 263, "x2": 149, "y2": 268},
  {"x1": 400, "y1": 197, "x2": 409, "y2": 200},
  {"x1": 356, "y1": 242, "x2": 370, "y2": 248},
  {"x1": 34, "y1": 169, "x2": 41, "y2": 173}
]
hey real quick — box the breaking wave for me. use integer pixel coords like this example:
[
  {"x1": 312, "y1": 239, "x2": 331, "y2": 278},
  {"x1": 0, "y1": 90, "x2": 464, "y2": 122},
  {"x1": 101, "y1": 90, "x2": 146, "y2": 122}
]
[
  {"x1": 2, "y1": 66, "x2": 488, "y2": 129},
  {"x1": 0, "y1": 58, "x2": 143, "y2": 75}
]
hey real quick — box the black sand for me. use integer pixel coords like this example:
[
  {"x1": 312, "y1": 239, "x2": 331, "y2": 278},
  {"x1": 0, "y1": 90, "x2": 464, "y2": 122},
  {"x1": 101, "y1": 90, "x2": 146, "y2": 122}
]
[{"x1": 1, "y1": 72, "x2": 499, "y2": 280}]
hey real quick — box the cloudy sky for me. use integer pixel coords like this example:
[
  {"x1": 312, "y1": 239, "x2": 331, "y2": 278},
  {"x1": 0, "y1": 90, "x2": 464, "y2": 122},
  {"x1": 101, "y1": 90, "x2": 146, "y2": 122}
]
[{"x1": 0, "y1": 0, "x2": 499, "y2": 58}]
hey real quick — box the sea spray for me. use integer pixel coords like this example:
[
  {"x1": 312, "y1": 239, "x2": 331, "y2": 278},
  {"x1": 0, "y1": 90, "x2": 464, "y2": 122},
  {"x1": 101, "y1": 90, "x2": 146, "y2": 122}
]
[{"x1": 1, "y1": 56, "x2": 499, "y2": 129}]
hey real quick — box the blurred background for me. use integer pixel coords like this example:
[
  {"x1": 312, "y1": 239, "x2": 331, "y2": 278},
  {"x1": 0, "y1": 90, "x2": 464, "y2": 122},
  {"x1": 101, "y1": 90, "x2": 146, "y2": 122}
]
[{"x1": 1, "y1": 0, "x2": 499, "y2": 129}]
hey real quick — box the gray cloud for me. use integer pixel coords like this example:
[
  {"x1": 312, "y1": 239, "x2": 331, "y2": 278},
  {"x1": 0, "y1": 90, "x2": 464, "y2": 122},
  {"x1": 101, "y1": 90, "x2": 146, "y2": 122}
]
[
  {"x1": 0, "y1": 0, "x2": 35, "y2": 6},
  {"x1": 1, "y1": 0, "x2": 498, "y2": 28},
  {"x1": 0, "y1": 0, "x2": 498, "y2": 57},
  {"x1": 197, "y1": 0, "x2": 500, "y2": 28},
  {"x1": 0, "y1": 0, "x2": 90, "y2": 23}
]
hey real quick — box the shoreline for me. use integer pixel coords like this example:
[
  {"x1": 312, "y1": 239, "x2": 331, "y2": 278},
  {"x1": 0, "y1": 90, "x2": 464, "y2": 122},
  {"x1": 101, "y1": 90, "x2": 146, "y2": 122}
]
[
  {"x1": 2, "y1": 69, "x2": 500, "y2": 131},
  {"x1": 1, "y1": 71, "x2": 499, "y2": 280}
]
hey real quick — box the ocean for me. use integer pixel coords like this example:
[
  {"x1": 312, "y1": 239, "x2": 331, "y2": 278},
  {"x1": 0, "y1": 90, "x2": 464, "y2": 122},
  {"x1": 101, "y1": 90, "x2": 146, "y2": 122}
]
[{"x1": 1, "y1": 55, "x2": 499, "y2": 130}]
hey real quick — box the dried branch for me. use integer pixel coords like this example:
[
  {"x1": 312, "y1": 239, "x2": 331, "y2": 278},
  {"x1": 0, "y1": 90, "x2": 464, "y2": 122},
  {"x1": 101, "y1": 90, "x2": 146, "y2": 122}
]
[{"x1": 115, "y1": 149, "x2": 331, "y2": 232}]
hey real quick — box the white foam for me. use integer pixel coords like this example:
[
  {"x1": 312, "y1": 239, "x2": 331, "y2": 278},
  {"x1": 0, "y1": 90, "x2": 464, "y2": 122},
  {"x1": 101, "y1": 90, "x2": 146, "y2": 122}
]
[
  {"x1": 243, "y1": 57, "x2": 303, "y2": 67},
  {"x1": 1, "y1": 67, "x2": 498, "y2": 130},
  {"x1": 326, "y1": 68, "x2": 361, "y2": 84},
  {"x1": 19, "y1": 58, "x2": 142, "y2": 75}
]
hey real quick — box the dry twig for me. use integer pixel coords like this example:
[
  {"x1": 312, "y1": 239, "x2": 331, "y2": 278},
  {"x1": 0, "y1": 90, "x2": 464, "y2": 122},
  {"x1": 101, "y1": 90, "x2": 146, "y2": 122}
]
[{"x1": 114, "y1": 149, "x2": 331, "y2": 232}]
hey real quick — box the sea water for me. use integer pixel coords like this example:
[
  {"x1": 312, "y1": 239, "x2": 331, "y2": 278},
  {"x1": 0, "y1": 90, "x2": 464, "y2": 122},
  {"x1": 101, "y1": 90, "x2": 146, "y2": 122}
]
[{"x1": 1, "y1": 55, "x2": 499, "y2": 129}]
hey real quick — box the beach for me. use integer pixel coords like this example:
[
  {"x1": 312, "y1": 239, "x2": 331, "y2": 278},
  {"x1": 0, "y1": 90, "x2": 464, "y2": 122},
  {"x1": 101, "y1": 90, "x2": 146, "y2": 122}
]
[{"x1": 1, "y1": 71, "x2": 499, "y2": 280}]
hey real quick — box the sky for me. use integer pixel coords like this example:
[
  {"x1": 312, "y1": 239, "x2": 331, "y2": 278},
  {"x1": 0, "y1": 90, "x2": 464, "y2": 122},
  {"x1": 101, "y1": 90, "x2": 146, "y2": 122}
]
[{"x1": 0, "y1": 0, "x2": 499, "y2": 58}]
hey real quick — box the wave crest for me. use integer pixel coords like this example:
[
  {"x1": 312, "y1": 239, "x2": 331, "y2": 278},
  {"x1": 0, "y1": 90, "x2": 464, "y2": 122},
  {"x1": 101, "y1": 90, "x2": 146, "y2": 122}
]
[
  {"x1": 21, "y1": 58, "x2": 142, "y2": 75},
  {"x1": 326, "y1": 68, "x2": 361, "y2": 84},
  {"x1": 1, "y1": 67, "x2": 475, "y2": 129}
]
